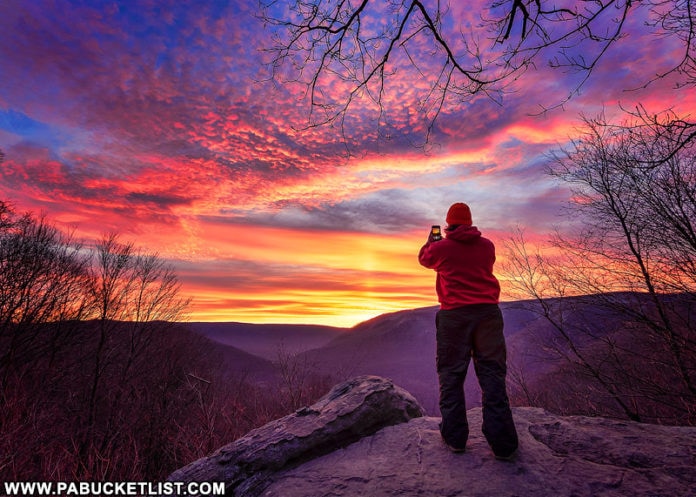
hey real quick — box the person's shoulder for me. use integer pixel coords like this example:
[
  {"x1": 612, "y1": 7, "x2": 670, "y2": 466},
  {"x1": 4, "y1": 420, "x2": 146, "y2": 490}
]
[
  {"x1": 428, "y1": 239, "x2": 450, "y2": 251},
  {"x1": 426, "y1": 238, "x2": 458, "y2": 257},
  {"x1": 476, "y1": 233, "x2": 496, "y2": 249}
]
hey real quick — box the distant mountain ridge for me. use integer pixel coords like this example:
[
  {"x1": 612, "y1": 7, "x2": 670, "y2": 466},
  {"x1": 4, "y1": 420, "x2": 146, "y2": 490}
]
[
  {"x1": 187, "y1": 292, "x2": 694, "y2": 421},
  {"x1": 188, "y1": 322, "x2": 348, "y2": 361},
  {"x1": 187, "y1": 302, "x2": 554, "y2": 413}
]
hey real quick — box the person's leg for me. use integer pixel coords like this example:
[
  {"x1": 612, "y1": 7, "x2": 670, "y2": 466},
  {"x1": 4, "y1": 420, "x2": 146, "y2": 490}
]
[
  {"x1": 471, "y1": 305, "x2": 518, "y2": 458},
  {"x1": 436, "y1": 309, "x2": 474, "y2": 450}
]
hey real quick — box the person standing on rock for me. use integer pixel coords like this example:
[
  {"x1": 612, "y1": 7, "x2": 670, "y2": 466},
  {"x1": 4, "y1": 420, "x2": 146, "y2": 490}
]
[{"x1": 418, "y1": 202, "x2": 518, "y2": 460}]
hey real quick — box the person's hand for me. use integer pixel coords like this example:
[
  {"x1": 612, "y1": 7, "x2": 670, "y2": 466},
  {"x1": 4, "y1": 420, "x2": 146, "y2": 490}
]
[{"x1": 428, "y1": 226, "x2": 443, "y2": 243}]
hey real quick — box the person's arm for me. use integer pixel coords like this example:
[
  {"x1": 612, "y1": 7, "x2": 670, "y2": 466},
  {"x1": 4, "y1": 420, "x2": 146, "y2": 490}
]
[{"x1": 418, "y1": 231, "x2": 439, "y2": 269}]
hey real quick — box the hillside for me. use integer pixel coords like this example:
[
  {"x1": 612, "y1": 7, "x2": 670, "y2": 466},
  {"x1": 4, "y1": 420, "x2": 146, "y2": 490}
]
[
  {"x1": 188, "y1": 322, "x2": 347, "y2": 361},
  {"x1": 209, "y1": 340, "x2": 277, "y2": 383},
  {"x1": 186, "y1": 293, "x2": 694, "y2": 423},
  {"x1": 186, "y1": 301, "x2": 593, "y2": 414},
  {"x1": 294, "y1": 301, "x2": 578, "y2": 413}
]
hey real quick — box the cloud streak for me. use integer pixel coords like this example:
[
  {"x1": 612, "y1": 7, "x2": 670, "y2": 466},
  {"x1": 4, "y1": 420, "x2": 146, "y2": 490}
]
[{"x1": 0, "y1": 0, "x2": 693, "y2": 325}]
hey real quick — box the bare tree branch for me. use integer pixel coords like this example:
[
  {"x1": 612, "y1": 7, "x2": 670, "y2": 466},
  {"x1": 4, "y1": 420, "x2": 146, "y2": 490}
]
[
  {"x1": 260, "y1": 0, "x2": 696, "y2": 146},
  {"x1": 503, "y1": 108, "x2": 696, "y2": 424}
]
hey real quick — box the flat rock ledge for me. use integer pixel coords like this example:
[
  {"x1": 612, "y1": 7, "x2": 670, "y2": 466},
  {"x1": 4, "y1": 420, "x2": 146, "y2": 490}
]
[
  {"x1": 167, "y1": 375, "x2": 696, "y2": 497},
  {"x1": 263, "y1": 408, "x2": 696, "y2": 497},
  {"x1": 166, "y1": 375, "x2": 425, "y2": 497}
]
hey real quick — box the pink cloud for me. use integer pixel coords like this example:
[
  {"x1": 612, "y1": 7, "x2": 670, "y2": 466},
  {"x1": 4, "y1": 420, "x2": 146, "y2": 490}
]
[{"x1": 2, "y1": 0, "x2": 696, "y2": 325}]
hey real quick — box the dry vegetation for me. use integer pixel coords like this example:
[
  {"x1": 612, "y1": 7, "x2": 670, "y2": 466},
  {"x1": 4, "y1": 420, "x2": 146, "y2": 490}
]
[
  {"x1": 0, "y1": 201, "x2": 332, "y2": 482},
  {"x1": 4, "y1": 110, "x2": 696, "y2": 484},
  {"x1": 504, "y1": 109, "x2": 696, "y2": 426}
]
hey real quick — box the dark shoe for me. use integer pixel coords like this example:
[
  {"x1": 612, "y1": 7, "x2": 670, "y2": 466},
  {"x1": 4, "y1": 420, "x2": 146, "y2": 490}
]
[
  {"x1": 439, "y1": 423, "x2": 466, "y2": 453},
  {"x1": 441, "y1": 437, "x2": 466, "y2": 453},
  {"x1": 444, "y1": 442, "x2": 466, "y2": 453},
  {"x1": 494, "y1": 450, "x2": 517, "y2": 462}
]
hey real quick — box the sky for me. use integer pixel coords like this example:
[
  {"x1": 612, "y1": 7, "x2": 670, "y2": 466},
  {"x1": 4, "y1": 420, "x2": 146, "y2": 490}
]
[{"x1": 1, "y1": 0, "x2": 694, "y2": 327}]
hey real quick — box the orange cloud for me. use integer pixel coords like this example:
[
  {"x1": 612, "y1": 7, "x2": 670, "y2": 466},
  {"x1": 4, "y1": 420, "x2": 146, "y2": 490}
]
[{"x1": 3, "y1": 0, "x2": 696, "y2": 328}]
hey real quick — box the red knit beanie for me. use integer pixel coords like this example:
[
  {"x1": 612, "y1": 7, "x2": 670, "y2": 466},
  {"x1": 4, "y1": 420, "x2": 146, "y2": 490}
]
[{"x1": 446, "y1": 202, "x2": 472, "y2": 227}]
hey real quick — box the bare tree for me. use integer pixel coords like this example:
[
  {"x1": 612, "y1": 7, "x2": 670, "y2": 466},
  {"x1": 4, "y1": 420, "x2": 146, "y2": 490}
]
[
  {"x1": 260, "y1": 0, "x2": 696, "y2": 144},
  {"x1": 81, "y1": 234, "x2": 135, "y2": 447},
  {"x1": 273, "y1": 342, "x2": 334, "y2": 412},
  {"x1": 79, "y1": 234, "x2": 191, "y2": 473},
  {"x1": 550, "y1": 107, "x2": 696, "y2": 398},
  {"x1": 0, "y1": 203, "x2": 90, "y2": 377},
  {"x1": 0, "y1": 202, "x2": 287, "y2": 482},
  {"x1": 503, "y1": 108, "x2": 696, "y2": 424}
]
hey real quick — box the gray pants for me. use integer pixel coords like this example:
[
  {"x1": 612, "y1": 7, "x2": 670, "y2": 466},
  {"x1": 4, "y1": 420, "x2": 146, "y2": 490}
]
[{"x1": 436, "y1": 304, "x2": 518, "y2": 456}]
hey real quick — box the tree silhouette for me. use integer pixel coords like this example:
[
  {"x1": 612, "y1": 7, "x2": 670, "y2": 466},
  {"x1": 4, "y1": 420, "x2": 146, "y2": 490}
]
[
  {"x1": 260, "y1": 0, "x2": 696, "y2": 146},
  {"x1": 504, "y1": 108, "x2": 696, "y2": 425}
]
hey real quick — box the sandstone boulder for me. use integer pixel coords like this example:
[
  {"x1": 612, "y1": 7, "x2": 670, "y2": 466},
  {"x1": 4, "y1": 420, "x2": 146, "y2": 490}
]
[
  {"x1": 166, "y1": 375, "x2": 425, "y2": 496},
  {"x1": 167, "y1": 375, "x2": 696, "y2": 497}
]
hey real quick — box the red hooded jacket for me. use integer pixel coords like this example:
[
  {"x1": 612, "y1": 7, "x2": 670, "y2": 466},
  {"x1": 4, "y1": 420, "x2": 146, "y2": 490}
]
[{"x1": 418, "y1": 225, "x2": 500, "y2": 309}]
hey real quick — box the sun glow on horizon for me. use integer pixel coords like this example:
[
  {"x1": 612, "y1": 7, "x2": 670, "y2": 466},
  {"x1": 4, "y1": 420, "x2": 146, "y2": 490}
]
[
  {"x1": 2, "y1": 0, "x2": 694, "y2": 329},
  {"x1": 169, "y1": 226, "x2": 440, "y2": 327},
  {"x1": 182, "y1": 291, "x2": 433, "y2": 328}
]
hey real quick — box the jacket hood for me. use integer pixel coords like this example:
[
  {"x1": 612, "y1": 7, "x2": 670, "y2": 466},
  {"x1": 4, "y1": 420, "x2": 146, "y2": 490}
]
[{"x1": 446, "y1": 225, "x2": 482, "y2": 242}]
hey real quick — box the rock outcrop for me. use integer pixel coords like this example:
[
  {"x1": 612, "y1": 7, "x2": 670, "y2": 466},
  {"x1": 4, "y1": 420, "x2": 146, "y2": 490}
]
[
  {"x1": 262, "y1": 408, "x2": 696, "y2": 497},
  {"x1": 168, "y1": 376, "x2": 696, "y2": 497},
  {"x1": 166, "y1": 376, "x2": 425, "y2": 496}
]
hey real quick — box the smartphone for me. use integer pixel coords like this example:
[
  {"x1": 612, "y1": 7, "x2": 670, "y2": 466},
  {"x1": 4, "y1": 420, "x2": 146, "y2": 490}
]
[{"x1": 431, "y1": 225, "x2": 442, "y2": 241}]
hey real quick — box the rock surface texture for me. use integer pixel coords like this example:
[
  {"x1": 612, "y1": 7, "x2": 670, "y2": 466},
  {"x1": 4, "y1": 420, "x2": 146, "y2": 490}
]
[
  {"x1": 168, "y1": 376, "x2": 696, "y2": 497},
  {"x1": 263, "y1": 408, "x2": 696, "y2": 497},
  {"x1": 166, "y1": 376, "x2": 425, "y2": 496}
]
